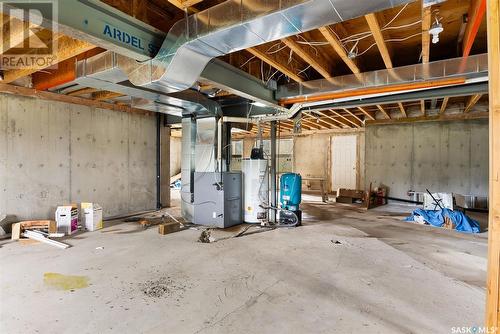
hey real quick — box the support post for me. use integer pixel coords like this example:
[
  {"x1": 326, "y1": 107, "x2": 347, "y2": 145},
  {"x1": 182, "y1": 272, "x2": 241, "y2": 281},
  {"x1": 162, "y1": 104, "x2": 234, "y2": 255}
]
[
  {"x1": 270, "y1": 121, "x2": 277, "y2": 223},
  {"x1": 160, "y1": 116, "x2": 171, "y2": 208},
  {"x1": 156, "y1": 113, "x2": 162, "y2": 209},
  {"x1": 486, "y1": 0, "x2": 500, "y2": 330}
]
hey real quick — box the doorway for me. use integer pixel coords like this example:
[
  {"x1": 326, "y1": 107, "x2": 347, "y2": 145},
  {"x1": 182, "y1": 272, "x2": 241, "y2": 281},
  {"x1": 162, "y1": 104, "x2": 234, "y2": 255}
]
[{"x1": 331, "y1": 135, "x2": 358, "y2": 192}]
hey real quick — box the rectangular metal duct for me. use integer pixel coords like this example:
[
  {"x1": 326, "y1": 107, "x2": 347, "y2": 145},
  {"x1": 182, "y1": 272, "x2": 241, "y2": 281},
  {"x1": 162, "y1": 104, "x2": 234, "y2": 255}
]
[
  {"x1": 116, "y1": 0, "x2": 415, "y2": 92},
  {"x1": 181, "y1": 118, "x2": 196, "y2": 221},
  {"x1": 195, "y1": 117, "x2": 218, "y2": 173}
]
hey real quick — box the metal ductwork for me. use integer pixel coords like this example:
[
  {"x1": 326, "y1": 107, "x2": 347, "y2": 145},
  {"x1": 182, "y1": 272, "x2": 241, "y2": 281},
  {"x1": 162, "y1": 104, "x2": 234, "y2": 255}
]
[
  {"x1": 181, "y1": 118, "x2": 196, "y2": 220},
  {"x1": 106, "y1": 0, "x2": 414, "y2": 93},
  {"x1": 257, "y1": 53, "x2": 489, "y2": 121},
  {"x1": 75, "y1": 51, "x2": 222, "y2": 117}
]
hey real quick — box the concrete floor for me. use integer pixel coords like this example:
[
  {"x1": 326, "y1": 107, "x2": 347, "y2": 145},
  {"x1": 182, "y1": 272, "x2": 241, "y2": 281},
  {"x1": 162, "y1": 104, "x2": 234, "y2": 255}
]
[{"x1": 0, "y1": 192, "x2": 487, "y2": 334}]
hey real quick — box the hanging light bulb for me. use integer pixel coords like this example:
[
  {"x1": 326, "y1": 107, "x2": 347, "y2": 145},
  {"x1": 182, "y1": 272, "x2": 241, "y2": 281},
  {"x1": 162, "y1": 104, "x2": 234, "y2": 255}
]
[{"x1": 429, "y1": 16, "x2": 444, "y2": 44}]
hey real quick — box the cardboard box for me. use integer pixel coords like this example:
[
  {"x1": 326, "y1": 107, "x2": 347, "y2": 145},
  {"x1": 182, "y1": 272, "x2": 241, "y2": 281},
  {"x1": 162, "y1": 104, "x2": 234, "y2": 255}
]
[
  {"x1": 55, "y1": 206, "x2": 79, "y2": 235},
  {"x1": 81, "y1": 203, "x2": 103, "y2": 232}
]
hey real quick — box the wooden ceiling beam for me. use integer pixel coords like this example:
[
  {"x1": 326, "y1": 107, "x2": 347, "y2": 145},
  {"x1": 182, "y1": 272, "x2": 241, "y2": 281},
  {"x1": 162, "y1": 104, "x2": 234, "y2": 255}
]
[
  {"x1": 2, "y1": 35, "x2": 94, "y2": 83},
  {"x1": 167, "y1": 0, "x2": 203, "y2": 10},
  {"x1": 314, "y1": 110, "x2": 343, "y2": 129},
  {"x1": 312, "y1": 114, "x2": 342, "y2": 129},
  {"x1": 282, "y1": 37, "x2": 332, "y2": 78},
  {"x1": 67, "y1": 87, "x2": 100, "y2": 96},
  {"x1": 462, "y1": 0, "x2": 487, "y2": 57},
  {"x1": 92, "y1": 91, "x2": 125, "y2": 101},
  {"x1": 342, "y1": 108, "x2": 364, "y2": 124},
  {"x1": 464, "y1": 94, "x2": 482, "y2": 113},
  {"x1": 301, "y1": 118, "x2": 322, "y2": 130},
  {"x1": 365, "y1": 13, "x2": 393, "y2": 69},
  {"x1": 366, "y1": 111, "x2": 488, "y2": 125},
  {"x1": 303, "y1": 115, "x2": 333, "y2": 130},
  {"x1": 422, "y1": 4, "x2": 432, "y2": 64},
  {"x1": 331, "y1": 110, "x2": 361, "y2": 128},
  {"x1": 0, "y1": 83, "x2": 150, "y2": 115},
  {"x1": 398, "y1": 102, "x2": 408, "y2": 117},
  {"x1": 357, "y1": 106, "x2": 376, "y2": 121},
  {"x1": 277, "y1": 121, "x2": 294, "y2": 130},
  {"x1": 376, "y1": 105, "x2": 391, "y2": 119},
  {"x1": 32, "y1": 47, "x2": 104, "y2": 91},
  {"x1": 440, "y1": 97, "x2": 449, "y2": 114},
  {"x1": 318, "y1": 26, "x2": 361, "y2": 74},
  {"x1": 246, "y1": 47, "x2": 303, "y2": 83}
]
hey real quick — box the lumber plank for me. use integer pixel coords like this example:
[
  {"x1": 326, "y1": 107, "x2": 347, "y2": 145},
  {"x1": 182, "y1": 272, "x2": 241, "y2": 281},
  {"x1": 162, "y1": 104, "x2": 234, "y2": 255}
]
[{"x1": 486, "y1": 0, "x2": 500, "y2": 328}]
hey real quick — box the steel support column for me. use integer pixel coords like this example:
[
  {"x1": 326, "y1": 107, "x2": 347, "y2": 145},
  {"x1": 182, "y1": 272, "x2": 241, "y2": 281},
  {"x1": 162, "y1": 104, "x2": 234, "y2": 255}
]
[{"x1": 270, "y1": 121, "x2": 277, "y2": 223}]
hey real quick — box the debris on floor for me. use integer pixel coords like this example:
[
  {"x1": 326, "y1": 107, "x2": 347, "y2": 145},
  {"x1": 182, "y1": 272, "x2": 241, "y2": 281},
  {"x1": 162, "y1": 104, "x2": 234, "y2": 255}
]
[
  {"x1": 139, "y1": 276, "x2": 188, "y2": 298},
  {"x1": 336, "y1": 188, "x2": 366, "y2": 204},
  {"x1": 158, "y1": 222, "x2": 183, "y2": 235},
  {"x1": 404, "y1": 208, "x2": 480, "y2": 233},
  {"x1": 11, "y1": 220, "x2": 57, "y2": 240},
  {"x1": 198, "y1": 230, "x2": 213, "y2": 243},
  {"x1": 0, "y1": 214, "x2": 17, "y2": 239},
  {"x1": 197, "y1": 224, "x2": 272, "y2": 243},
  {"x1": 130, "y1": 210, "x2": 186, "y2": 230},
  {"x1": 170, "y1": 173, "x2": 181, "y2": 189},
  {"x1": 23, "y1": 230, "x2": 70, "y2": 249}
]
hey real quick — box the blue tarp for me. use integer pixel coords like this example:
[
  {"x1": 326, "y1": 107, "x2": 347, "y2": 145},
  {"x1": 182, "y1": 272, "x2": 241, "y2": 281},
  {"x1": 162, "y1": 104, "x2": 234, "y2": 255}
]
[{"x1": 404, "y1": 208, "x2": 481, "y2": 233}]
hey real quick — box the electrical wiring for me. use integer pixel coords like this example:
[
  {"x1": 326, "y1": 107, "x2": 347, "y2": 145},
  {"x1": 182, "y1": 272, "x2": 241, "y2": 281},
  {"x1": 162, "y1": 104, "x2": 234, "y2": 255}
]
[
  {"x1": 239, "y1": 56, "x2": 255, "y2": 68},
  {"x1": 341, "y1": 19, "x2": 422, "y2": 45},
  {"x1": 297, "y1": 65, "x2": 311, "y2": 76},
  {"x1": 296, "y1": 41, "x2": 331, "y2": 46},
  {"x1": 382, "y1": 20, "x2": 422, "y2": 31},
  {"x1": 338, "y1": 3, "x2": 420, "y2": 52},
  {"x1": 356, "y1": 32, "x2": 422, "y2": 57},
  {"x1": 266, "y1": 69, "x2": 280, "y2": 85},
  {"x1": 296, "y1": 34, "x2": 320, "y2": 56},
  {"x1": 382, "y1": 3, "x2": 409, "y2": 29},
  {"x1": 266, "y1": 41, "x2": 282, "y2": 52},
  {"x1": 267, "y1": 44, "x2": 288, "y2": 54}
]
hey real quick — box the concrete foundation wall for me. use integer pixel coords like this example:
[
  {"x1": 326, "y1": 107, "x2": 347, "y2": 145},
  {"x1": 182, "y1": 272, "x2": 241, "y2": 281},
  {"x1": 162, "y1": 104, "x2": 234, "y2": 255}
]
[
  {"x1": 365, "y1": 120, "x2": 489, "y2": 199},
  {"x1": 0, "y1": 94, "x2": 157, "y2": 220},
  {"x1": 170, "y1": 137, "x2": 181, "y2": 177}
]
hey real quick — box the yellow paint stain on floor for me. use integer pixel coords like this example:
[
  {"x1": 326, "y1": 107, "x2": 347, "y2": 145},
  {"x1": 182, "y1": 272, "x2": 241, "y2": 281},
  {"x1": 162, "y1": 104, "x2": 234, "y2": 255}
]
[{"x1": 43, "y1": 273, "x2": 89, "y2": 291}]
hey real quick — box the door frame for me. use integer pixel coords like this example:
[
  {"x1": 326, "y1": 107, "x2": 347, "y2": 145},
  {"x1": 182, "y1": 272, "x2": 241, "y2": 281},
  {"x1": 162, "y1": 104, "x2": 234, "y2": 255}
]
[{"x1": 329, "y1": 134, "x2": 360, "y2": 193}]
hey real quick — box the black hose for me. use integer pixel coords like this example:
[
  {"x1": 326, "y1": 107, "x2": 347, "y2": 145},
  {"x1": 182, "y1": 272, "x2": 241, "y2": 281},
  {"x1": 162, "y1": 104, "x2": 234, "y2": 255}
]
[{"x1": 374, "y1": 195, "x2": 423, "y2": 205}]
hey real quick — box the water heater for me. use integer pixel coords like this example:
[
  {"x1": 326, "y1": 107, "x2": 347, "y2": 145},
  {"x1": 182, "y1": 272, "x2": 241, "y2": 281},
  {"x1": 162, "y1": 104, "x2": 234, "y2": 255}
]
[{"x1": 242, "y1": 159, "x2": 269, "y2": 223}]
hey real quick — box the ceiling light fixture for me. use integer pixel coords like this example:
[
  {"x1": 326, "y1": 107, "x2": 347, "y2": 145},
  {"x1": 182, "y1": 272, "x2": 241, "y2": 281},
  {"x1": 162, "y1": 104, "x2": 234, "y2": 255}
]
[{"x1": 429, "y1": 16, "x2": 444, "y2": 44}]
